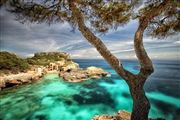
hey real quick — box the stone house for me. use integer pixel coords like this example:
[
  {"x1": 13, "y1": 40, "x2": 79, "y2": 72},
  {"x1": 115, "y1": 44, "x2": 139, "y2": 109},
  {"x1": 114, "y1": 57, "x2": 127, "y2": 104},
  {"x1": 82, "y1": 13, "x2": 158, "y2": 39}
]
[{"x1": 48, "y1": 60, "x2": 65, "y2": 71}]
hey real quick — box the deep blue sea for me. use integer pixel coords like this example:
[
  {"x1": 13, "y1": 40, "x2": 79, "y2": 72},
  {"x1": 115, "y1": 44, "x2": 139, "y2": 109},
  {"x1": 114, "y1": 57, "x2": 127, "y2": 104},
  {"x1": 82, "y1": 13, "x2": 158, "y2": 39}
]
[{"x1": 0, "y1": 59, "x2": 180, "y2": 120}]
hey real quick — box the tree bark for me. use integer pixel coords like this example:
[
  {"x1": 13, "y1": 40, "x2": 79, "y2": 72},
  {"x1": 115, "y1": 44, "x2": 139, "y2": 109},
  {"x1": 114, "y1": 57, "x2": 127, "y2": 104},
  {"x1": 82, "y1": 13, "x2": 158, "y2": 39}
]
[
  {"x1": 128, "y1": 25, "x2": 152, "y2": 120},
  {"x1": 130, "y1": 86, "x2": 150, "y2": 120},
  {"x1": 68, "y1": 0, "x2": 135, "y2": 84},
  {"x1": 68, "y1": 0, "x2": 171, "y2": 120},
  {"x1": 130, "y1": 1, "x2": 171, "y2": 119}
]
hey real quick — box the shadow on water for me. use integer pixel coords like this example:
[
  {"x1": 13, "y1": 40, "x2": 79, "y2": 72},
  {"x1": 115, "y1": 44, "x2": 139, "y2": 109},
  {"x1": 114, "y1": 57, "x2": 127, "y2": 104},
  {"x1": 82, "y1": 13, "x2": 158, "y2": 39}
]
[
  {"x1": 0, "y1": 60, "x2": 180, "y2": 120},
  {"x1": 72, "y1": 80, "x2": 115, "y2": 108},
  {"x1": 150, "y1": 99, "x2": 180, "y2": 120}
]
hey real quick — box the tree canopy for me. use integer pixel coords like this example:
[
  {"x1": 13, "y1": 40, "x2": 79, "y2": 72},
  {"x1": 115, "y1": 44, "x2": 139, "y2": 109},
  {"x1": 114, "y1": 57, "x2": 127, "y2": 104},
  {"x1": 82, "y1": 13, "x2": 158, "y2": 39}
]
[
  {"x1": 27, "y1": 52, "x2": 70, "y2": 65},
  {"x1": 141, "y1": 0, "x2": 180, "y2": 37},
  {"x1": 2, "y1": 0, "x2": 179, "y2": 37}
]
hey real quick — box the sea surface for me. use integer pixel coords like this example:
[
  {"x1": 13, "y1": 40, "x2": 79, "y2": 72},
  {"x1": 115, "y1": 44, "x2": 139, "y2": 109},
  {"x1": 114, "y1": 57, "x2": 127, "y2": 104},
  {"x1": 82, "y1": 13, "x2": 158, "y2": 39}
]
[{"x1": 0, "y1": 59, "x2": 180, "y2": 120}]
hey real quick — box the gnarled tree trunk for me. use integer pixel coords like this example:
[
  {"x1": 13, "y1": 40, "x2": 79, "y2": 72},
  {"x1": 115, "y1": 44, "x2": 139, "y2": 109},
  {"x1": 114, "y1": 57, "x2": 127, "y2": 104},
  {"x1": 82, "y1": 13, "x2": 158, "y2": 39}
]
[
  {"x1": 68, "y1": 0, "x2": 171, "y2": 120},
  {"x1": 131, "y1": 87, "x2": 150, "y2": 120},
  {"x1": 129, "y1": 77, "x2": 150, "y2": 120}
]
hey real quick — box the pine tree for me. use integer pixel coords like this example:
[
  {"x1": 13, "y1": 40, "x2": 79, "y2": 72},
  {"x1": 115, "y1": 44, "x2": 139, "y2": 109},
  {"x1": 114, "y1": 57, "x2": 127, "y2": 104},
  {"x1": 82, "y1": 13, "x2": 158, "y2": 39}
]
[{"x1": 1, "y1": 0, "x2": 179, "y2": 119}]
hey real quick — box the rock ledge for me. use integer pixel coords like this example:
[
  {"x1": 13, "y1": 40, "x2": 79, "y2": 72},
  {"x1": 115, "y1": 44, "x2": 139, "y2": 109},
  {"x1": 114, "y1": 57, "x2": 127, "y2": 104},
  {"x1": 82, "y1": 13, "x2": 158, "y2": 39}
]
[
  {"x1": 92, "y1": 110, "x2": 131, "y2": 120},
  {"x1": 59, "y1": 66, "x2": 110, "y2": 82}
]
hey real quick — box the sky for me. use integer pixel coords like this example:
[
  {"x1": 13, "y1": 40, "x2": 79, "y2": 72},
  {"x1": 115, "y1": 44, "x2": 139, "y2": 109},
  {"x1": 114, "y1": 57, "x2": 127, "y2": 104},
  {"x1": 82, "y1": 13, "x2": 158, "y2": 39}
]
[{"x1": 0, "y1": 9, "x2": 180, "y2": 60}]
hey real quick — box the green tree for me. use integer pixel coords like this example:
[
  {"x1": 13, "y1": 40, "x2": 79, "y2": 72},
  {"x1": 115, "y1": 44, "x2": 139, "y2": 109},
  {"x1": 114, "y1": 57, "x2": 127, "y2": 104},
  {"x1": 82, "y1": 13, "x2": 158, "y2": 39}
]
[
  {"x1": 27, "y1": 52, "x2": 70, "y2": 65},
  {"x1": 2, "y1": 0, "x2": 179, "y2": 119}
]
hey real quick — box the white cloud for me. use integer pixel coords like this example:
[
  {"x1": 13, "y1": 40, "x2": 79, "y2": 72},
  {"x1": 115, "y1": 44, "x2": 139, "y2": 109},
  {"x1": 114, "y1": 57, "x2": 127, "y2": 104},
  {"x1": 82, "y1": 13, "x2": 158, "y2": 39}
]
[
  {"x1": 174, "y1": 41, "x2": 180, "y2": 44},
  {"x1": 1, "y1": 9, "x2": 180, "y2": 60}
]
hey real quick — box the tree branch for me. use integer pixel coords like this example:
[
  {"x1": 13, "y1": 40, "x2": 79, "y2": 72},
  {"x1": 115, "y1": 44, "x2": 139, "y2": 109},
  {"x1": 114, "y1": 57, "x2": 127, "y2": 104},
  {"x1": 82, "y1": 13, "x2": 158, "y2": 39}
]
[
  {"x1": 68, "y1": 0, "x2": 135, "y2": 84},
  {"x1": 134, "y1": 0, "x2": 172, "y2": 80},
  {"x1": 67, "y1": 0, "x2": 172, "y2": 86}
]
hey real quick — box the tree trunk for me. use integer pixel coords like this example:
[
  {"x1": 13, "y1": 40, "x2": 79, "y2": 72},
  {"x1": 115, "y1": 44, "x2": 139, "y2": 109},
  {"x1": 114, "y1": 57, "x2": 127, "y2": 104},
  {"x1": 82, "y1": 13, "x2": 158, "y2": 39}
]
[
  {"x1": 129, "y1": 79, "x2": 150, "y2": 120},
  {"x1": 68, "y1": 1, "x2": 171, "y2": 120},
  {"x1": 68, "y1": 0, "x2": 135, "y2": 83}
]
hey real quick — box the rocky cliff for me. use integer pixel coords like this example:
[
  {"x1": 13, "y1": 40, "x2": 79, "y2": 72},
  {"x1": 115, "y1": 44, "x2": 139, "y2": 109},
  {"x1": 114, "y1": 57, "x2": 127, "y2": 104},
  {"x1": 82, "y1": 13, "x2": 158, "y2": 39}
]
[{"x1": 0, "y1": 51, "x2": 110, "y2": 89}]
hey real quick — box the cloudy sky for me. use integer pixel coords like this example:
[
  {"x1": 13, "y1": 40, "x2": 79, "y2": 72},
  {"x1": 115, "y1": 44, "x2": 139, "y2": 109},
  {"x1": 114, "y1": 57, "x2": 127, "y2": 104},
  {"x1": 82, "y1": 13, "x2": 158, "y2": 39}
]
[{"x1": 0, "y1": 9, "x2": 180, "y2": 60}]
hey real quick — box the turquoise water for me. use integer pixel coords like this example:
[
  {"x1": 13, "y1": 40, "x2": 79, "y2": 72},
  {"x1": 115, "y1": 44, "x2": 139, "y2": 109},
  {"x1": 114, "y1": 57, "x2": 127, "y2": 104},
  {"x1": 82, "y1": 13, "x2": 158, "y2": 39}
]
[{"x1": 0, "y1": 60, "x2": 180, "y2": 120}]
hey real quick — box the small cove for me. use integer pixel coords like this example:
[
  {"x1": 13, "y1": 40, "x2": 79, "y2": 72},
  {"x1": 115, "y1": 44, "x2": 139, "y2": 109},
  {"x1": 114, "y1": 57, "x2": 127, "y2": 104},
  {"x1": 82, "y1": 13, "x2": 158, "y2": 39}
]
[{"x1": 0, "y1": 60, "x2": 180, "y2": 120}]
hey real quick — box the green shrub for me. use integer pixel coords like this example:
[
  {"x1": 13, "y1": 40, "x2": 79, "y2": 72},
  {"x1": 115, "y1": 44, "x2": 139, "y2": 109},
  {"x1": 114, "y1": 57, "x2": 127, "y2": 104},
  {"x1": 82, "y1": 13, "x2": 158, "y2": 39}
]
[
  {"x1": 27, "y1": 52, "x2": 69, "y2": 65},
  {"x1": 0, "y1": 51, "x2": 29, "y2": 74}
]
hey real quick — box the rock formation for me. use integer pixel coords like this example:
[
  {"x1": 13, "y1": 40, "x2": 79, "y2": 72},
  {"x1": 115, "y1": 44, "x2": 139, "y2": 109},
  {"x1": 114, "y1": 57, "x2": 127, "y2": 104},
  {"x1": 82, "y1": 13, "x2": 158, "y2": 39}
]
[
  {"x1": 92, "y1": 110, "x2": 165, "y2": 120},
  {"x1": 0, "y1": 71, "x2": 43, "y2": 90},
  {"x1": 62, "y1": 61, "x2": 79, "y2": 72},
  {"x1": 92, "y1": 110, "x2": 131, "y2": 120},
  {"x1": 59, "y1": 65, "x2": 109, "y2": 82},
  {"x1": 0, "y1": 51, "x2": 110, "y2": 88}
]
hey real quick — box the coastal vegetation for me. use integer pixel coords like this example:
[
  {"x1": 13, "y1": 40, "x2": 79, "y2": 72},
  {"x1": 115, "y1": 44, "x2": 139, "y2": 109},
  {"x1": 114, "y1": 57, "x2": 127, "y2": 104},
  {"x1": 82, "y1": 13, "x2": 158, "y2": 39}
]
[
  {"x1": 0, "y1": 51, "x2": 69, "y2": 89},
  {"x1": 27, "y1": 52, "x2": 70, "y2": 66},
  {"x1": 0, "y1": 51, "x2": 108, "y2": 89},
  {"x1": 0, "y1": 51, "x2": 70, "y2": 75},
  {"x1": 1, "y1": 0, "x2": 179, "y2": 120},
  {"x1": 0, "y1": 51, "x2": 29, "y2": 75}
]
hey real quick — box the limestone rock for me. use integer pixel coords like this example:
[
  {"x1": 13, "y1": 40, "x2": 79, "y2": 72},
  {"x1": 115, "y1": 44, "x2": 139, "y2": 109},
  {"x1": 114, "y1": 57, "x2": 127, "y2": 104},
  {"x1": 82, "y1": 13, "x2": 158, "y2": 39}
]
[
  {"x1": 62, "y1": 62, "x2": 79, "y2": 72},
  {"x1": 92, "y1": 110, "x2": 131, "y2": 120},
  {"x1": 0, "y1": 78, "x2": 6, "y2": 89},
  {"x1": 56, "y1": 60, "x2": 65, "y2": 67},
  {"x1": 0, "y1": 72, "x2": 43, "y2": 89},
  {"x1": 8, "y1": 79, "x2": 21, "y2": 84},
  {"x1": 20, "y1": 78, "x2": 31, "y2": 83},
  {"x1": 59, "y1": 66, "x2": 109, "y2": 82},
  {"x1": 5, "y1": 79, "x2": 22, "y2": 88},
  {"x1": 117, "y1": 110, "x2": 131, "y2": 120},
  {"x1": 93, "y1": 114, "x2": 118, "y2": 120},
  {"x1": 86, "y1": 66, "x2": 107, "y2": 75},
  {"x1": 60, "y1": 70, "x2": 88, "y2": 82}
]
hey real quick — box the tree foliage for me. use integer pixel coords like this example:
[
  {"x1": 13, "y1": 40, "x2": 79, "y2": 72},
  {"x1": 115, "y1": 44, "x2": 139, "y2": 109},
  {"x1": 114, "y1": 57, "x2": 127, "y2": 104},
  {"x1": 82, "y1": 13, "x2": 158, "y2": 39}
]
[
  {"x1": 140, "y1": 0, "x2": 180, "y2": 38},
  {"x1": 4, "y1": 0, "x2": 132, "y2": 32},
  {"x1": 2, "y1": 0, "x2": 179, "y2": 36}
]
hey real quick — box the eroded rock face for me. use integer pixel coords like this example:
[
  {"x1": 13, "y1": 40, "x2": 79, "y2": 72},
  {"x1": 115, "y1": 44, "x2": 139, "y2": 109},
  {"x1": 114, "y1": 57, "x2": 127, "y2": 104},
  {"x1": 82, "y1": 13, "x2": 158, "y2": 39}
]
[
  {"x1": 0, "y1": 78, "x2": 6, "y2": 89},
  {"x1": 5, "y1": 79, "x2": 22, "y2": 88},
  {"x1": 59, "y1": 70, "x2": 87, "y2": 82},
  {"x1": 92, "y1": 110, "x2": 165, "y2": 120},
  {"x1": 92, "y1": 110, "x2": 131, "y2": 120},
  {"x1": 117, "y1": 110, "x2": 131, "y2": 120},
  {"x1": 93, "y1": 114, "x2": 118, "y2": 120},
  {"x1": 59, "y1": 66, "x2": 109, "y2": 82},
  {"x1": 62, "y1": 62, "x2": 79, "y2": 72},
  {"x1": 86, "y1": 66, "x2": 106, "y2": 75},
  {"x1": 0, "y1": 72, "x2": 43, "y2": 90}
]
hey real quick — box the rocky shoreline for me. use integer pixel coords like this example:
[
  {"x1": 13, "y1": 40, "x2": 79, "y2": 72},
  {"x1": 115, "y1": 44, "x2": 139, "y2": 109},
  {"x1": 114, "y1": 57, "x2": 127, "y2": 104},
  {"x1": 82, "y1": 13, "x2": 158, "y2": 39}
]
[
  {"x1": 93, "y1": 110, "x2": 131, "y2": 120},
  {"x1": 0, "y1": 52, "x2": 110, "y2": 90},
  {"x1": 0, "y1": 71, "x2": 43, "y2": 90},
  {"x1": 0, "y1": 62, "x2": 110, "y2": 90},
  {"x1": 59, "y1": 66, "x2": 110, "y2": 82},
  {"x1": 92, "y1": 110, "x2": 165, "y2": 120}
]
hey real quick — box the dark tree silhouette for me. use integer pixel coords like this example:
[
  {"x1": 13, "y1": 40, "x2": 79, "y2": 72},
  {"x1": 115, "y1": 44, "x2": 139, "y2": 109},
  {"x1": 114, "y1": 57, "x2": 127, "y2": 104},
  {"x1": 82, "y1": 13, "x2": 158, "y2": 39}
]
[{"x1": 1, "y1": 0, "x2": 179, "y2": 120}]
